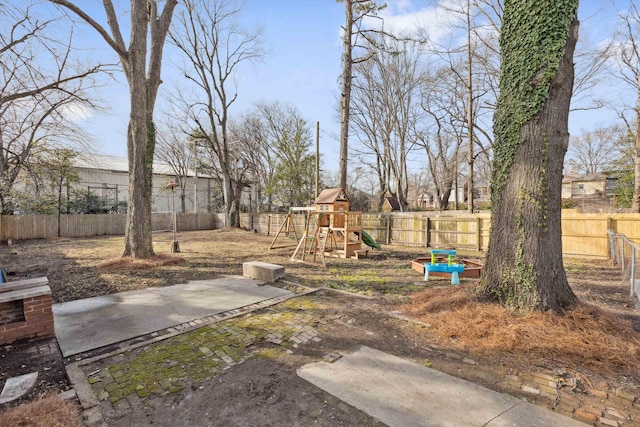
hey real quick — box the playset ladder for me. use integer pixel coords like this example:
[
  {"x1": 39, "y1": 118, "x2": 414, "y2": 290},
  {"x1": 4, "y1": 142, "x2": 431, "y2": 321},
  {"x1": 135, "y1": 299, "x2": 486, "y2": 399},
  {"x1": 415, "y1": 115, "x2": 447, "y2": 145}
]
[{"x1": 290, "y1": 217, "x2": 332, "y2": 267}]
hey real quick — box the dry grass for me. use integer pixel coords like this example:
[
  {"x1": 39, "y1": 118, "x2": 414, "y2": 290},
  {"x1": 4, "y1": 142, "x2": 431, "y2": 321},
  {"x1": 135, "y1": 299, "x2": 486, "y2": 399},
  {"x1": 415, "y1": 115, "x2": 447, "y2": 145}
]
[
  {"x1": 0, "y1": 393, "x2": 81, "y2": 427},
  {"x1": 97, "y1": 253, "x2": 185, "y2": 270},
  {"x1": 403, "y1": 286, "x2": 640, "y2": 373}
]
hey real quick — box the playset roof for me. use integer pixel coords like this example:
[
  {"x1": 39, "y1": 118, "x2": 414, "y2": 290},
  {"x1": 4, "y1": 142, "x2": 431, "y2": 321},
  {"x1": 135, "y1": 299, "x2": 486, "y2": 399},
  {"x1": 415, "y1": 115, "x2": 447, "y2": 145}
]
[{"x1": 314, "y1": 188, "x2": 350, "y2": 204}]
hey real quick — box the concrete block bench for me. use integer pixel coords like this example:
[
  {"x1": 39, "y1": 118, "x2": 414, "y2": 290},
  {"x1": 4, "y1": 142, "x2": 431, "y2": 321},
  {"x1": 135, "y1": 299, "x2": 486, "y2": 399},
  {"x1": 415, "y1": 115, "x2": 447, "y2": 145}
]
[
  {"x1": 242, "y1": 261, "x2": 285, "y2": 283},
  {"x1": 0, "y1": 277, "x2": 54, "y2": 345}
]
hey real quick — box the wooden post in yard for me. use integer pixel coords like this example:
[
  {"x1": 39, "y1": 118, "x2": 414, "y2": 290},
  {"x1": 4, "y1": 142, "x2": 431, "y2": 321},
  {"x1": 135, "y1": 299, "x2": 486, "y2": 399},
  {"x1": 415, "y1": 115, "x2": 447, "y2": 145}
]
[
  {"x1": 476, "y1": 216, "x2": 481, "y2": 251},
  {"x1": 267, "y1": 214, "x2": 271, "y2": 236},
  {"x1": 606, "y1": 216, "x2": 613, "y2": 260},
  {"x1": 425, "y1": 217, "x2": 430, "y2": 247},
  {"x1": 386, "y1": 215, "x2": 391, "y2": 245}
]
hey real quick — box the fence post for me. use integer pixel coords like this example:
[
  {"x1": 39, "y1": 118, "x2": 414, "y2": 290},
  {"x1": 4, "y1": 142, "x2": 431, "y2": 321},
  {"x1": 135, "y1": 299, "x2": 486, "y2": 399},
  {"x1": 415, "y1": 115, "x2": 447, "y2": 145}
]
[
  {"x1": 386, "y1": 215, "x2": 391, "y2": 245},
  {"x1": 267, "y1": 215, "x2": 271, "y2": 236},
  {"x1": 632, "y1": 246, "x2": 636, "y2": 297},
  {"x1": 476, "y1": 216, "x2": 481, "y2": 251},
  {"x1": 606, "y1": 217, "x2": 612, "y2": 259},
  {"x1": 425, "y1": 217, "x2": 430, "y2": 248}
]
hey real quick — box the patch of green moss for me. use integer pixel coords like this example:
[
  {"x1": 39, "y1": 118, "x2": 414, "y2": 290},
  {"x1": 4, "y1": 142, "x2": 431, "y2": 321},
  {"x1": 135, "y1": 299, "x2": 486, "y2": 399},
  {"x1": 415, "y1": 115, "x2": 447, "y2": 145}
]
[{"x1": 249, "y1": 348, "x2": 284, "y2": 360}]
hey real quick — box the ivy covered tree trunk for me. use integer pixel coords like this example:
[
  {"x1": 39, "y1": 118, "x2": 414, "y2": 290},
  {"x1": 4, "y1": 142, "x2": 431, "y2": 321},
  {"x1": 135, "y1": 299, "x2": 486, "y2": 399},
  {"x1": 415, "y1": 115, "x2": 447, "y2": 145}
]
[{"x1": 480, "y1": 0, "x2": 579, "y2": 312}]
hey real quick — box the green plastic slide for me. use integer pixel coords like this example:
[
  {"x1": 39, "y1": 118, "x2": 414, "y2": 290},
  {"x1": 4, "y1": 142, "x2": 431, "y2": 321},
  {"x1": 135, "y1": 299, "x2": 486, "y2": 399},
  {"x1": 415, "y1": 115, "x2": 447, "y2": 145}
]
[{"x1": 358, "y1": 230, "x2": 381, "y2": 249}]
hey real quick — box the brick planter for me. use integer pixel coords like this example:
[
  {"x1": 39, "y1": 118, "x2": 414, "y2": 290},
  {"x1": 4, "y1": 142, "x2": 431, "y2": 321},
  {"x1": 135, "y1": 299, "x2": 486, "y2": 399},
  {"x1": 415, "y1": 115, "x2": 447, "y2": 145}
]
[{"x1": 0, "y1": 277, "x2": 54, "y2": 345}]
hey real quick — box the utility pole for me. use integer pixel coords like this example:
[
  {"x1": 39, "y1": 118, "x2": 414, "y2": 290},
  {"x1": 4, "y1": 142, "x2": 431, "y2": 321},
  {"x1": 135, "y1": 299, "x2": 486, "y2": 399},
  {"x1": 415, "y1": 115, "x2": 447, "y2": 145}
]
[
  {"x1": 466, "y1": 0, "x2": 474, "y2": 213},
  {"x1": 316, "y1": 121, "x2": 320, "y2": 198}
]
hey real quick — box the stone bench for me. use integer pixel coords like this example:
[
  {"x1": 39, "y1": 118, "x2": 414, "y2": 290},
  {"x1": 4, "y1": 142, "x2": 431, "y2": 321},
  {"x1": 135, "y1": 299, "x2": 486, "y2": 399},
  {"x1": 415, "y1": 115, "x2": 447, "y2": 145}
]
[
  {"x1": 0, "y1": 276, "x2": 54, "y2": 345},
  {"x1": 242, "y1": 261, "x2": 285, "y2": 283}
]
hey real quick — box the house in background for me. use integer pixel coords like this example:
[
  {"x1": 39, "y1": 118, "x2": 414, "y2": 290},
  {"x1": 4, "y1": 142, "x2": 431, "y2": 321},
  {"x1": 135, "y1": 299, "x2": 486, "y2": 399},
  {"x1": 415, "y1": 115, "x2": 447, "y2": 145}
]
[
  {"x1": 413, "y1": 193, "x2": 435, "y2": 209},
  {"x1": 561, "y1": 173, "x2": 617, "y2": 211},
  {"x1": 406, "y1": 179, "x2": 491, "y2": 211},
  {"x1": 561, "y1": 173, "x2": 610, "y2": 198},
  {"x1": 381, "y1": 196, "x2": 401, "y2": 212},
  {"x1": 72, "y1": 154, "x2": 218, "y2": 213}
]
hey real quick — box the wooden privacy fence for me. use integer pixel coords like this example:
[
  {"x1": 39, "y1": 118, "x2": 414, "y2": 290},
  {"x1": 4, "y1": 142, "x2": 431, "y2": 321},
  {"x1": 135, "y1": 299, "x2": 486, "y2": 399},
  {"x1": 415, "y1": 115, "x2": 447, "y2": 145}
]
[
  {"x1": 0, "y1": 213, "x2": 217, "y2": 241},
  {"x1": 3, "y1": 210, "x2": 640, "y2": 259},
  {"x1": 255, "y1": 212, "x2": 492, "y2": 251},
  {"x1": 249, "y1": 211, "x2": 640, "y2": 259}
]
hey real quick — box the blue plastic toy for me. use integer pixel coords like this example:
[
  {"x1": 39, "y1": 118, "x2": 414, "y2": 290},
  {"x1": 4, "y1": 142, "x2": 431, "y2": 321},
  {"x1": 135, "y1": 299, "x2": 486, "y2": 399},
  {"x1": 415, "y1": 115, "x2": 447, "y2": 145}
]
[{"x1": 424, "y1": 250, "x2": 464, "y2": 285}]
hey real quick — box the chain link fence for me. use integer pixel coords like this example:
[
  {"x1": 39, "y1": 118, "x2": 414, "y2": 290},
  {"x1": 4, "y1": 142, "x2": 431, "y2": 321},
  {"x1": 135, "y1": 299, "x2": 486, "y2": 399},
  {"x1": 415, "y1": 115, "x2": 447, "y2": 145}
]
[{"x1": 608, "y1": 230, "x2": 640, "y2": 306}]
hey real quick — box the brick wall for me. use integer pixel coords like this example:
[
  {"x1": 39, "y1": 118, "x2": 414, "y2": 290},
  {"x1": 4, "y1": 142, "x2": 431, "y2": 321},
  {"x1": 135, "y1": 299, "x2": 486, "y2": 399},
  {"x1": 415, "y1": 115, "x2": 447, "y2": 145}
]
[
  {"x1": 0, "y1": 300, "x2": 25, "y2": 325},
  {"x1": 0, "y1": 279, "x2": 55, "y2": 345},
  {"x1": 504, "y1": 370, "x2": 640, "y2": 425}
]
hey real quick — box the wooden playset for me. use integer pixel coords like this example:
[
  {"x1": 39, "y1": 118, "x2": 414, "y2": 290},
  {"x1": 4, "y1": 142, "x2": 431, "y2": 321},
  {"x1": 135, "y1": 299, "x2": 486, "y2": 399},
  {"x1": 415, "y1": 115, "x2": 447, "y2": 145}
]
[{"x1": 269, "y1": 188, "x2": 378, "y2": 266}]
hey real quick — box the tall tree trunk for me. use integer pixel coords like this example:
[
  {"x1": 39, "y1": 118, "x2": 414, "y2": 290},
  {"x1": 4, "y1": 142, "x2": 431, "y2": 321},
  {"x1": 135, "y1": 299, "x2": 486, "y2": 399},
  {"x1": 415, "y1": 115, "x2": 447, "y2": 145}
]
[
  {"x1": 180, "y1": 189, "x2": 186, "y2": 213},
  {"x1": 122, "y1": 84, "x2": 154, "y2": 258},
  {"x1": 480, "y1": 2, "x2": 579, "y2": 312},
  {"x1": 438, "y1": 188, "x2": 451, "y2": 211},
  {"x1": 121, "y1": 0, "x2": 154, "y2": 259},
  {"x1": 222, "y1": 174, "x2": 237, "y2": 227},
  {"x1": 339, "y1": 0, "x2": 353, "y2": 190}
]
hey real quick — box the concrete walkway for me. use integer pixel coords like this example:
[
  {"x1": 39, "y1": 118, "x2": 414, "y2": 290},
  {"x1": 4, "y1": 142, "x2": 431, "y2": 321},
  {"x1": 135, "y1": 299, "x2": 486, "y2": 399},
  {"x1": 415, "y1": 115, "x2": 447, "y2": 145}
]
[
  {"x1": 298, "y1": 346, "x2": 587, "y2": 427},
  {"x1": 53, "y1": 276, "x2": 291, "y2": 357}
]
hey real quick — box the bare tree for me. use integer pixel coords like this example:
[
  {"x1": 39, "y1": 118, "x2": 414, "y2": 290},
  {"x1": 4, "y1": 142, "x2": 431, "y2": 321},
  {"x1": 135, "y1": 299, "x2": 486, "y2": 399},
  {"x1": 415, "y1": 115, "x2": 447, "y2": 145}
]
[
  {"x1": 607, "y1": 1, "x2": 640, "y2": 211},
  {"x1": 0, "y1": 2, "x2": 102, "y2": 214},
  {"x1": 169, "y1": 0, "x2": 263, "y2": 227},
  {"x1": 155, "y1": 126, "x2": 192, "y2": 213},
  {"x1": 418, "y1": 0, "x2": 499, "y2": 211},
  {"x1": 566, "y1": 126, "x2": 625, "y2": 175},
  {"x1": 50, "y1": 0, "x2": 178, "y2": 258},
  {"x1": 350, "y1": 38, "x2": 423, "y2": 211},
  {"x1": 228, "y1": 113, "x2": 271, "y2": 212},
  {"x1": 436, "y1": 0, "x2": 607, "y2": 209},
  {"x1": 418, "y1": 63, "x2": 474, "y2": 210}
]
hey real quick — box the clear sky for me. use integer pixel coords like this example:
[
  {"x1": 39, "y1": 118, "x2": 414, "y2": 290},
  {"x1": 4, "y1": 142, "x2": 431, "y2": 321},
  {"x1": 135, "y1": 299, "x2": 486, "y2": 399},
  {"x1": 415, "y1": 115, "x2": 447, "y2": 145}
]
[{"x1": 42, "y1": 0, "x2": 635, "y2": 173}]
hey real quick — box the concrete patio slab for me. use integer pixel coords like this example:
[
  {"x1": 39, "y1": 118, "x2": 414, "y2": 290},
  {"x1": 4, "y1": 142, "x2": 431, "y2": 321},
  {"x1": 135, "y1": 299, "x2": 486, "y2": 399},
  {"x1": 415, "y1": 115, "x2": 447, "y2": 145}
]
[
  {"x1": 53, "y1": 276, "x2": 291, "y2": 357},
  {"x1": 298, "y1": 346, "x2": 586, "y2": 427}
]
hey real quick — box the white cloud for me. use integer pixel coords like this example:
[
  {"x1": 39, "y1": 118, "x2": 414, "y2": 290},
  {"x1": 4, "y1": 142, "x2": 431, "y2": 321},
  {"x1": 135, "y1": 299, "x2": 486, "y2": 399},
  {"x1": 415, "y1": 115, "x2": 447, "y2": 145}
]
[
  {"x1": 364, "y1": 0, "x2": 463, "y2": 45},
  {"x1": 60, "y1": 102, "x2": 93, "y2": 122},
  {"x1": 394, "y1": 0, "x2": 413, "y2": 13}
]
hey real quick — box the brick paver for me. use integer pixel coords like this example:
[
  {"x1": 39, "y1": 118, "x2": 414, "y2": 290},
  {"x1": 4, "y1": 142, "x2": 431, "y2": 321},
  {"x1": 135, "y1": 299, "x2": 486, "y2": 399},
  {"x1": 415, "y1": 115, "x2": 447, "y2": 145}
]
[{"x1": 83, "y1": 296, "x2": 350, "y2": 411}]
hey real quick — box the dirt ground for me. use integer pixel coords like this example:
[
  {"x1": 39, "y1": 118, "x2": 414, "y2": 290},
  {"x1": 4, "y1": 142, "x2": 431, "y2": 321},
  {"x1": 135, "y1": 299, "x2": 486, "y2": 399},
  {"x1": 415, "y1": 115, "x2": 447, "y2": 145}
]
[{"x1": 1, "y1": 229, "x2": 639, "y2": 426}]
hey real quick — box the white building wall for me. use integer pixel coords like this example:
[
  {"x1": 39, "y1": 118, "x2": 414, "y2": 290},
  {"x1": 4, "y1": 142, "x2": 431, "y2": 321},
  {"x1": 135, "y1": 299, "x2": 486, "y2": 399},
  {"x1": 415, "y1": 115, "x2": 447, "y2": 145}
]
[{"x1": 75, "y1": 168, "x2": 217, "y2": 213}]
